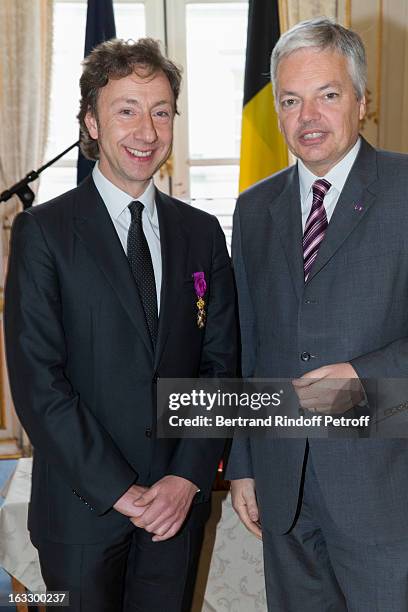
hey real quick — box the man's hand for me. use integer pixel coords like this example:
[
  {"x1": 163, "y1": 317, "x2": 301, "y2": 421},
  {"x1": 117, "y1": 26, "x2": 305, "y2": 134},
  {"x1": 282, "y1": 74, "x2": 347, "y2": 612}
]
[
  {"x1": 292, "y1": 363, "x2": 364, "y2": 414},
  {"x1": 230, "y1": 478, "x2": 262, "y2": 540},
  {"x1": 130, "y1": 475, "x2": 198, "y2": 542},
  {"x1": 113, "y1": 484, "x2": 149, "y2": 518}
]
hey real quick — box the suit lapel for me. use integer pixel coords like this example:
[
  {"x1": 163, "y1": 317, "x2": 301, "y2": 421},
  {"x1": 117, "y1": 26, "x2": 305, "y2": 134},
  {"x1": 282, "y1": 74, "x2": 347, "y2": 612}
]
[
  {"x1": 306, "y1": 138, "x2": 379, "y2": 283},
  {"x1": 154, "y1": 190, "x2": 188, "y2": 368},
  {"x1": 268, "y1": 165, "x2": 305, "y2": 300},
  {"x1": 73, "y1": 177, "x2": 154, "y2": 358}
]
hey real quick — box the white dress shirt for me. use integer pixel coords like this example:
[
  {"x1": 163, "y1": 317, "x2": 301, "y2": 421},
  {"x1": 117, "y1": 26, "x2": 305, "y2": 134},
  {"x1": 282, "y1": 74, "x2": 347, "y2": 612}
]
[
  {"x1": 92, "y1": 162, "x2": 162, "y2": 310},
  {"x1": 298, "y1": 138, "x2": 361, "y2": 231}
]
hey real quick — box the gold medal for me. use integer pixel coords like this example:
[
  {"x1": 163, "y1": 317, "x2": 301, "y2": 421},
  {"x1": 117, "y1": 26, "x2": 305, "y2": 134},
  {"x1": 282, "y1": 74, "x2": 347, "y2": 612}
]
[
  {"x1": 193, "y1": 272, "x2": 207, "y2": 328},
  {"x1": 196, "y1": 298, "x2": 206, "y2": 328}
]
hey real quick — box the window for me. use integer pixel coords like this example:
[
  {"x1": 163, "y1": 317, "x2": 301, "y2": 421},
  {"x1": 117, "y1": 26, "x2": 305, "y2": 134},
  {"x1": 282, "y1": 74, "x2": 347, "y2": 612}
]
[
  {"x1": 38, "y1": 0, "x2": 248, "y2": 242},
  {"x1": 38, "y1": 0, "x2": 147, "y2": 203}
]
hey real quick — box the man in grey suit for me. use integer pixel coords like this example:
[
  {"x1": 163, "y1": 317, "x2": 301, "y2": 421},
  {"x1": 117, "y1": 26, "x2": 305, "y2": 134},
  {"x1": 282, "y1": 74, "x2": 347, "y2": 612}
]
[{"x1": 227, "y1": 17, "x2": 408, "y2": 611}]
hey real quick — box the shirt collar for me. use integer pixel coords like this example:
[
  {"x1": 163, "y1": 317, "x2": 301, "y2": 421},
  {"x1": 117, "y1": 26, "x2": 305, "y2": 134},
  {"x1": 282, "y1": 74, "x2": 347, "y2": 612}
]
[
  {"x1": 92, "y1": 162, "x2": 156, "y2": 220},
  {"x1": 298, "y1": 137, "x2": 361, "y2": 202}
]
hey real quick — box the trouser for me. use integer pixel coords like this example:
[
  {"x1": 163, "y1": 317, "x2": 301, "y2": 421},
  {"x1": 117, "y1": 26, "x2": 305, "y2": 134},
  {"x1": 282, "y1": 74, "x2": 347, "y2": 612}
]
[
  {"x1": 34, "y1": 511, "x2": 206, "y2": 612},
  {"x1": 262, "y1": 455, "x2": 408, "y2": 612}
]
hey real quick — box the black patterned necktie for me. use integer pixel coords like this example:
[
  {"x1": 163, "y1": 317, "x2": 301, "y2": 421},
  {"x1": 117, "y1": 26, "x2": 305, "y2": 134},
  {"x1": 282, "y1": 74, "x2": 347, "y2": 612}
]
[
  {"x1": 127, "y1": 200, "x2": 158, "y2": 346},
  {"x1": 303, "y1": 178, "x2": 331, "y2": 282}
]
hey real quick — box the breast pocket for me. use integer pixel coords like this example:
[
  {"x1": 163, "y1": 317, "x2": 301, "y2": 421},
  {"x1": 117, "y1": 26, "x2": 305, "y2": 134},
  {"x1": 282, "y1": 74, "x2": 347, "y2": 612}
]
[
  {"x1": 343, "y1": 247, "x2": 400, "y2": 267},
  {"x1": 342, "y1": 248, "x2": 403, "y2": 302}
]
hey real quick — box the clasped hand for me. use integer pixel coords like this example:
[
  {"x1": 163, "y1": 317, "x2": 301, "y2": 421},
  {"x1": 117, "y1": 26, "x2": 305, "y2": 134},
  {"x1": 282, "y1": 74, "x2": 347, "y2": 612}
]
[
  {"x1": 113, "y1": 475, "x2": 198, "y2": 541},
  {"x1": 292, "y1": 362, "x2": 364, "y2": 414}
]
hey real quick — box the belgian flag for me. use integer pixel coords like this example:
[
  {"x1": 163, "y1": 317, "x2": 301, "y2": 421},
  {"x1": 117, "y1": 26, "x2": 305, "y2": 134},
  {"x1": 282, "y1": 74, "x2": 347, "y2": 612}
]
[{"x1": 239, "y1": 0, "x2": 288, "y2": 192}]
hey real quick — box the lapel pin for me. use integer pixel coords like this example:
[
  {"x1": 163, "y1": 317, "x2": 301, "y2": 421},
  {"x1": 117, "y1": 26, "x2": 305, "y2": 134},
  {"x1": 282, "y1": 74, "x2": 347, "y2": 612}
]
[{"x1": 354, "y1": 203, "x2": 364, "y2": 212}]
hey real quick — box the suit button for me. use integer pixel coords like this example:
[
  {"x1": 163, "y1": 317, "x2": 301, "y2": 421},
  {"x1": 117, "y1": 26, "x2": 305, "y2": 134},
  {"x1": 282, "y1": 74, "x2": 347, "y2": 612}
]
[
  {"x1": 145, "y1": 427, "x2": 152, "y2": 438},
  {"x1": 300, "y1": 351, "x2": 311, "y2": 362},
  {"x1": 152, "y1": 374, "x2": 159, "y2": 384}
]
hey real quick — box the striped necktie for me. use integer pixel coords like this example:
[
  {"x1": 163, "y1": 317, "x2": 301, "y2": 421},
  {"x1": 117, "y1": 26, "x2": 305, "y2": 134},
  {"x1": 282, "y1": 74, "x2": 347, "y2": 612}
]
[{"x1": 303, "y1": 178, "x2": 331, "y2": 282}]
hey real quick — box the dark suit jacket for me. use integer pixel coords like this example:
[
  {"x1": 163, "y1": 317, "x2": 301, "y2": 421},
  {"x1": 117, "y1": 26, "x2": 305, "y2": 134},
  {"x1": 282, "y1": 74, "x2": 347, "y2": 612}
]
[
  {"x1": 227, "y1": 138, "x2": 408, "y2": 544},
  {"x1": 4, "y1": 176, "x2": 237, "y2": 544}
]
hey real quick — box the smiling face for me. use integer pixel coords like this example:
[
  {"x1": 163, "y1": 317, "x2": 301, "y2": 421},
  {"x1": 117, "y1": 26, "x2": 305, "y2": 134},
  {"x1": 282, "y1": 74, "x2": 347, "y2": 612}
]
[
  {"x1": 276, "y1": 47, "x2": 366, "y2": 176},
  {"x1": 85, "y1": 68, "x2": 174, "y2": 197}
]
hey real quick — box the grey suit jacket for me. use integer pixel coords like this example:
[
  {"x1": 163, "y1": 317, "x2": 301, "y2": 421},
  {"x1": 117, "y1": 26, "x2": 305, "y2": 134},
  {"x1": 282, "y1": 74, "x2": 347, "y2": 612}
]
[{"x1": 227, "y1": 138, "x2": 408, "y2": 544}]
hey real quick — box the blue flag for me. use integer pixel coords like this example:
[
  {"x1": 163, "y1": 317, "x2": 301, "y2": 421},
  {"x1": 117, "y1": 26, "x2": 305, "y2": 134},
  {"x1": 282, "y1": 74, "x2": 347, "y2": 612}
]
[{"x1": 77, "y1": 0, "x2": 116, "y2": 184}]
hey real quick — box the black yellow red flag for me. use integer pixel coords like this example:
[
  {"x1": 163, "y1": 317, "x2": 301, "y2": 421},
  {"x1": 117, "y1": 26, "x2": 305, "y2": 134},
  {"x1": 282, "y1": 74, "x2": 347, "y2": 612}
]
[{"x1": 239, "y1": 0, "x2": 288, "y2": 192}]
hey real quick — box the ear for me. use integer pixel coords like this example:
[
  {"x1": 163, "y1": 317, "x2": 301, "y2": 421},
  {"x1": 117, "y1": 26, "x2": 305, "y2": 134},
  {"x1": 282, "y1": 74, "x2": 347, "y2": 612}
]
[
  {"x1": 358, "y1": 95, "x2": 366, "y2": 121},
  {"x1": 275, "y1": 104, "x2": 281, "y2": 131},
  {"x1": 275, "y1": 98, "x2": 283, "y2": 133},
  {"x1": 84, "y1": 109, "x2": 98, "y2": 140}
]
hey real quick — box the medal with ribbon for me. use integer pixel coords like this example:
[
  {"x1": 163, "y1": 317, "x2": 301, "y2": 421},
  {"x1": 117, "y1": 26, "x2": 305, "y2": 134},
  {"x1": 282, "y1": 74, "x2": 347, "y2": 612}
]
[{"x1": 193, "y1": 271, "x2": 207, "y2": 328}]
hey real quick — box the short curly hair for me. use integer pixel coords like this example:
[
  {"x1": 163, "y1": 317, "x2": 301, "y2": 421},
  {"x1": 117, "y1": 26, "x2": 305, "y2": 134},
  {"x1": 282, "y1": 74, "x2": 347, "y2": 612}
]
[{"x1": 77, "y1": 38, "x2": 182, "y2": 160}]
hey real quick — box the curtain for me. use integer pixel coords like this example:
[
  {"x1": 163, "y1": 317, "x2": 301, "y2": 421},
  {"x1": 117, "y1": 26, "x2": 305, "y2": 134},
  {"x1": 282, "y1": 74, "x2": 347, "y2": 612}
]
[
  {"x1": 278, "y1": 0, "x2": 339, "y2": 32},
  {"x1": 0, "y1": 0, "x2": 53, "y2": 441},
  {"x1": 0, "y1": 0, "x2": 53, "y2": 250}
]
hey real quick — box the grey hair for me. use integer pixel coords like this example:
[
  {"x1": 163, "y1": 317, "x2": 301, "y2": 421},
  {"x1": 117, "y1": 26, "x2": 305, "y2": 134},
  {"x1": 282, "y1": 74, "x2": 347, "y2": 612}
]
[{"x1": 271, "y1": 17, "x2": 367, "y2": 101}]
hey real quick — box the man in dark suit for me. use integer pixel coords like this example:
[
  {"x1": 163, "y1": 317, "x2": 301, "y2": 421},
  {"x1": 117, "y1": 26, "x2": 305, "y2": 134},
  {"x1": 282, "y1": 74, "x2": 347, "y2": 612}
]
[
  {"x1": 227, "y1": 17, "x2": 408, "y2": 611},
  {"x1": 4, "y1": 38, "x2": 236, "y2": 612}
]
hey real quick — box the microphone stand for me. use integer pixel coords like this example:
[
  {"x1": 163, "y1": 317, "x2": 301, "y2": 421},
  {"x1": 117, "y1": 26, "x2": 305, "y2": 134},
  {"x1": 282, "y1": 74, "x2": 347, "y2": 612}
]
[{"x1": 0, "y1": 141, "x2": 80, "y2": 209}]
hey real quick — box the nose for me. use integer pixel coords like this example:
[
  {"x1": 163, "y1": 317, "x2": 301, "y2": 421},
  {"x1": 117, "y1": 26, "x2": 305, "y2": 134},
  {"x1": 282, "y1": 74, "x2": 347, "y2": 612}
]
[
  {"x1": 133, "y1": 112, "x2": 157, "y2": 144},
  {"x1": 299, "y1": 98, "x2": 321, "y2": 124}
]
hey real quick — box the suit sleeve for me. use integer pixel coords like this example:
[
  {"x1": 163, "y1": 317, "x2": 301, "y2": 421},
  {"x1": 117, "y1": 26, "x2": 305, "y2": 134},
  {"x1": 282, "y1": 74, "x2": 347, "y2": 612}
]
[
  {"x1": 225, "y1": 201, "x2": 255, "y2": 480},
  {"x1": 350, "y1": 340, "x2": 408, "y2": 420},
  {"x1": 166, "y1": 217, "x2": 238, "y2": 499},
  {"x1": 4, "y1": 211, "x2": 136, "y2": 514},
  {"x1": 350, "y1": 340, "x2": 408, "y2": 379}
]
